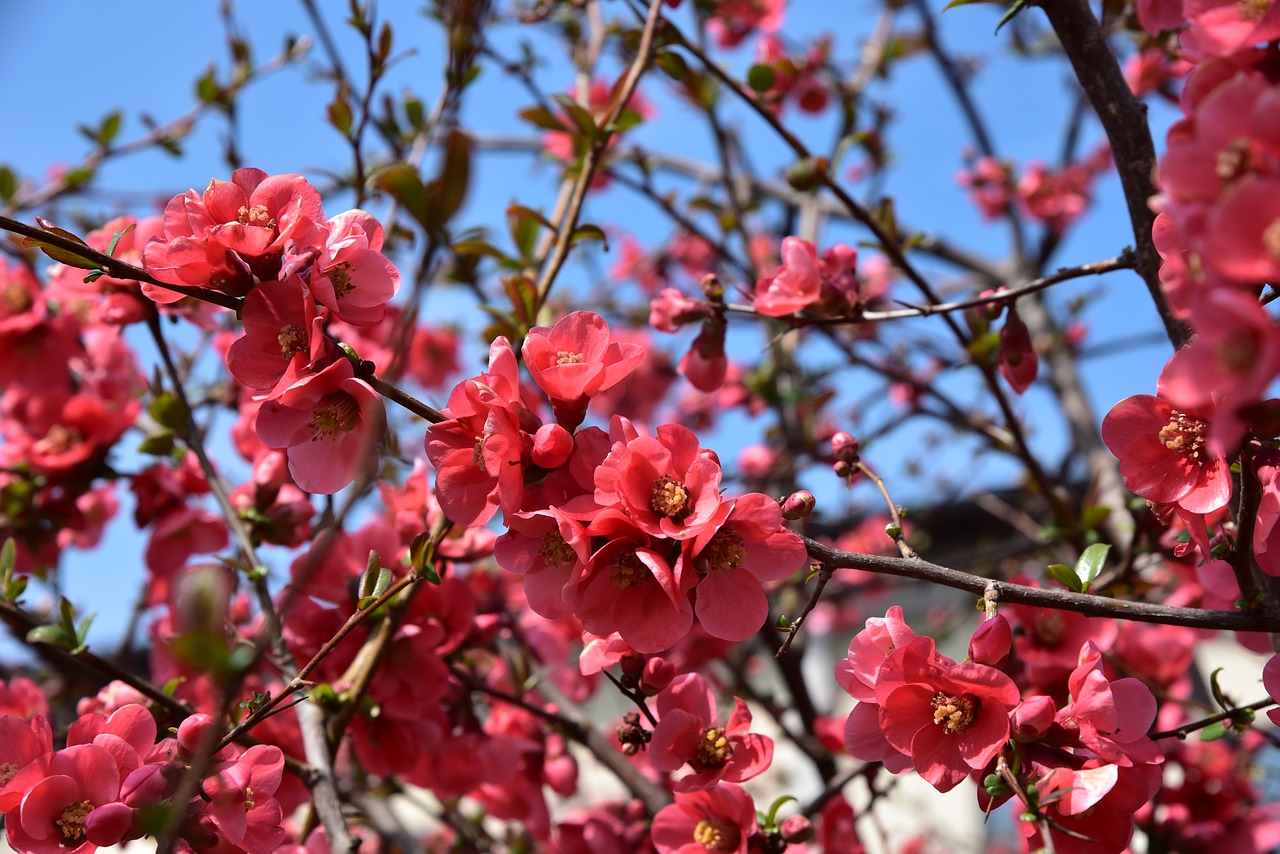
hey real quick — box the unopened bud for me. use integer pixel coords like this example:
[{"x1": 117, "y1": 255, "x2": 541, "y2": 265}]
[
  {"x1": 787, "y1": 156, "x2": 828, "y2": 192},
  {"x1": 532, "y1": 423, "x2": 573, "y2": 469},
  {"x1": 619, "y1": 651, "x2": 645, "y2": 682},
  {"x1": 782, "y1": 490, "x2": 816, "y2": 520},
  {"x1": 700, "y1": 272, "x2": 725, "y2": 301},
  {"x1": 1012, "y1": 694, "x2": 1056, "y2": 741},
  {"x1": 833, "y1": 460, "x2": 854, "y2": 479},
  {"x1": 968, "y1": 613, "x2": 1012, "y2": 667},
  {"x1": 640, "y1": 657, "x2": 675, "y2": 696},
  {"x1": 831, "y1": 431, "x2": 859, "y2": 463},
  {"x1": 780, "y1": 816, "x2": 813, "y2": 844}
]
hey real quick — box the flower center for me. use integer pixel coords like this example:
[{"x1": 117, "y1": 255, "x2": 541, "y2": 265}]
[
  {"x1": 328, "y1": 263, "x2": 355, "y2": 297},
  {"x1": 650, "y1": 474, "x2": 690, "y2": 519},
  {"x1": 931, "y1": 692, "x2": 977, "y2": 734},
  {"x1": 56, "y1": 799, "x2": 94, "y2": 842},
  {"x1": 308, "y1": 394, "x2": 359, "y2": 440},
  {"x1": 1263, "y1": 220, "x2": 1280, "y2": 262},
  {"x1": 244, "y1": 786, "x2": 256, "y2": 811},
  {"x1": 555, "y1": 350, "x2": 584, "y2": 365},
  {"x1": 695, "y1": 726, "x2": 732, "y2": 767},
  {"x1": 2, "y1": 284, "x2": 32, "y2": 315},
  {"x1": 610, "y1": 551, "x2": 648, "y2": 589},
  {"x1": 1158, "y1": 410, "x2": 1207, "y2": 459},
  {"x1": 693, "y1": 819, "x2": 740, "y2": 851},
  {"x1": 0, "y1": 761, "x2": 17, "y2": 786},
  {"x1": 1215, "y1": 139, "x2": 1253, "y2": 183},
  {"x1": 35, "y1": 424, "x2": 83, "y2": 456},
  {"x1": 538, "y1": 531, "x2": 576, "y2": 567},
  {"x1": 1033, "y1": 612, "x2": 1066, "y2": 646},
  {"x1": 238, "y1": 204, "x2": 276, "y2": 230},
  {"x1": 1237, "y1": 0, "x2": 1271, "y2": 20},
  {"x1": 701, "y1": 529, "x2": 746, "y2": 572},
  {"x1": 278, "y1": 324, "x2": 306, "y2": 360}
]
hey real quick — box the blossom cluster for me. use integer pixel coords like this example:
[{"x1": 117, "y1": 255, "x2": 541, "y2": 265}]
[
  {"x1": 0, "y1": 702, "x2": 289, "y2": 854},
  {"x1": 427, "y1": 310, "x2": 809, "y2": 652},
  {"x1": 140, "y1": 168, "x2": 402, "y2": 494}
]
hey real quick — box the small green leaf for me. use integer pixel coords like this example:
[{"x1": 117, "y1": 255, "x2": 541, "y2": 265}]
[
  {"x1": 1074, "y1": 542, "x2": 1110, "y2": 592},
  {"x1": 22, "y1": 227, "x2": 97, "y2": 269},
  {"x1": 550, "y1": 94, "x2": 598, "y2": 137},
  {"x1": 1199, "y1": 720, "x2": 1229, "y2": 741},
  {"x1": 0, "y1": 538, "x2": 14, "y2": 575},
  {"x1": 409, "y1": 532, "x2": 442, "y2": 585},
  {"x1": 654, "y1": 50, "x2": 689, "y2": 82},
  {"x1": 569, "y1": 224, "x2": 608, "y2": 250},
  {"x1": 328, "y1": 95, "x2": 354, "y2": 136},
  {"x1": 0, "y1": 166, "x2": 16, "y2": 203},
  {"x1": 105, "y1": 224, "x2": 136, "y2": 258},
  {"x1": 1209, "y1": 667, "x2": 1231, "y2": 713},
  {"x1": 518, "y1": 105, "x2": 568, "y2": 133},
  {"x1": 1046, "y1": 563, "x2": 1085, "y2": 593},
  {"x1": 148, "y1": 393, "x2": 190, "y2": 432},
  {"x1": 137, "y1": 432, "x2": 176, "y2": 456},
  {"x1": 995, "y1": 0, "x2": 1032, "y2": 32},
  {"x1": 26, "y1": 624, "x2": 71, "y2": 648}
]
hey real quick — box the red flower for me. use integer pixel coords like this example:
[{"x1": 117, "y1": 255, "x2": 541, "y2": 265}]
[
  {"x1": 875, "y1": 636, "x2": 1020, "y2": 792},
  {"x1": 522, "y1": 311, "x2": 644, "y2": 429},
  {"x1": 649, "y1": 674, "x2": 773, "y2": 792},
  {"x1": 1101, "y1": 352, "x2": 1231, "y2": 514},
  {"x1": 651, "y1": 784, "x2": 757, "y2": 854}
]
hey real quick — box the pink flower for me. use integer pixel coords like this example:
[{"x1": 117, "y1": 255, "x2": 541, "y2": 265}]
[
  {"x1": 1055, "y1": 643, "x2": 1162, "y2": 767},
  {"x1": 651, "y1": 784, "x2": 757, "y2": 854},
  {"x1": 997, "y1": 308, "x2": 1037, "y2": 394},
  {"x1": 425, "y1": 338, "x2": 530, "y2": 527},
  {"x1": 255, "y1": 357, "x2": 386, "y2": 494},
  {"x1": 143, "y1": 168, "x2": 326, "y2": 291},
  {"x1": 5, "y1": 744, "x2": 124, "y2": 854},
  {"x1": 200, "y1": 744, "x2": 287, "y2": 853},
  {"x1": 594, "y1": 424, "x2": 725, "y2": 541},
  {"x1": 522, "y1": 311, "x2": 644, "y2": 429},
  {"x1": 226, "y1": 276, "x2": 329, "y2": 395},
  {"x1": 686, "y1": 493, "x2": 807, "y2": 641},
  {"x1": 307, "y1": 210, "x2": 400, "y2": 326},
  {"x1": 705, "y1": 0, "x2": 786, "y2": 48},
  {"x1": 649, "y1": 674, "x2": 773, "y2": 792},
  {"x1": 875, "y1": 636, "x2": 1020, "y2": 792},
  {"x1": 753, "y1": 236, "x2": 821, "y2": 317},
  {"x1": 1101, "y1": 354, "x2": 1232, "y2": 513}
]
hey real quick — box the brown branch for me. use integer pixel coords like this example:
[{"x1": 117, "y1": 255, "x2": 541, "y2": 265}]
[
  {"x1": 0, "y1": 215, "x2": 242, "y2": 311},
  {"x1": 802, "y1": 536, "x2": 1280, "y2": 632},
  {"x1": 1149, "y1": 698, "x2": 1274, "y2": 740},
  {"x1": 533, "y1": 0, "x2": 666, "y2": 309},
  {"x1": 1038, "y1": 0, "x2": 1188, "y2": 348}
]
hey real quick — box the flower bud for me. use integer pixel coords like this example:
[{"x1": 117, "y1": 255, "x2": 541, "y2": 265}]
[
  {"x1": 782, "y1": 490, "x2": 816, "y2": 520},
  {"x1": 532, "y1": 422, "x2": 573, "y2": 469},
  {"x1": 831, "y1": 431, "x2": 859, "y2": 463},
  {"x1": 968, "y1": 613, "x2": 1012, "y2": 667},
  {"x1": 780, "y1": 815, "x2": 813, "y2": 844},
  {"x1": 640, "y1": 657, "x2": 675, "y2": 695},
  {"x1": 833, "y1": 460, "x2": 854, "y2": 479},
  {"x1": 699, "y1": 272, "x2": 725, "y2": 301},
  {"x1": 738, "y1": 445, "x2": 776, "y2": 478},
  {"x1": 619, "y1": 650, "x2": 645, "y2": 682},
  {"x1": 1012, "y1": 694, "x2": 1056, "y2": 741}
]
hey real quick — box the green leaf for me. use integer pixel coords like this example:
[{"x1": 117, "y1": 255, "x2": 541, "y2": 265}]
[
  {"x1": 746, "y1": 64, "x2": 776, "y2": 93},
  {"x1": 1199, "y1": 720, "x2": 1229, "y2": 741},
  {"x1": 0, "y1": 166, "x2": 16, "y2": 202},
  {"x1": 328, "y1": 94, "x2": 354, "y2": 136},
  {"x1": 764, "y1": 795, "x2": 797, "y2": 826},
  {"x1": 518, "y1": 105, "x2": 568, "y2": 133},
  {"x1": 1209, "y1": 667, "x2": 1231, "y2": 713},
  {"x1": 1079, "y1": 505, "x2": 1112, "y2": 531},
  {"x1": 550, "y1": 94, "x2": 598, "y2": 137},
  {"x1": 569, "y1": 224, "x2": 608, "y2": 250},
  {"x1": 137, "y1": 432, "x2": 176, "y2": 456},
  {"x1": 0, "y1": 538, "x2": 14, "y2": 575},
  {"x1": 452, "y1": 239, "x2": 507, "y2": 260},
  {"x1": 148, "y1": 392, "x2": 190, "y2": 432},
  {"x1": 105, "y1": 224, "x2": 136, "y2": 258},
  {"x1": 1046, "y1": 563, "x2": 1085, "y2": 593},
  {"x1": 995, "y1": 0, "x2": 1032, "y2": 32},
  {"x1": 1074, "y1": 542, "x2": 1110, "y2": 592},
  {"x1": 22, "y1": 227, "x2": 98, "y2": 270},
  {"x1": 26, "y1": 624, "x2": 71, "y2": 648},
  {"x1": 370, "y1": 163, "x2": 432, "y2": 233},
  {"x1": 942, "y1": 0, "x2": 1003, "y2": 9},
  {"x1": 654, "y1": 50, "x2": 689, "y2": 82},
  {"x1": 409, "y1": 532, "x2": 442, "y2": 585}
]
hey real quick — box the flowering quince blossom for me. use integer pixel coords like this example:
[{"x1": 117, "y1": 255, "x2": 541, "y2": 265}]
[
  {"x1": 255, "y1": 357, "x2": 386, "y2": 494},
  {"x1": 753, "y1": 236, "x2": 821, "y2": 316},
  {"x1": 648, "y1": 673, "x2": 773, "y2": 791},
  {"x1": 522, "y1": 310, "x2": 644, "y2": 429},
  {"x1": 873, "y1": 636, "x2": 1020, "y2": 792},
  {"x1": 650, "y1": 783, "x2": 757, "y2": 854},
  {"x1": 1101, "y1": 349, "x2": 1231, "y2": 513}
]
